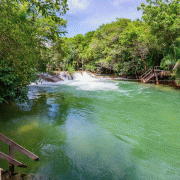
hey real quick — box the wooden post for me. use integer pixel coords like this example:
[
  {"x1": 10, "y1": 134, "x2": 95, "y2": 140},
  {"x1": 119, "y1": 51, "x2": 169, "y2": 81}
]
[
  {"x1": 155, "y1": 73, "x2": 159, "y2": 85},
  {"x1": 0, "y1": 168, "x2": 3, "y2": 180},
  {"x1": 9, "y1": 145, "x2": 14, "y2": 173}
]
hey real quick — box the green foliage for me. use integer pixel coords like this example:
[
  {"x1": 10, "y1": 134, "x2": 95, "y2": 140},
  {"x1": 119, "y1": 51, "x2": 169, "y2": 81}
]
[
  {"x1": 58, "y1": 1, "x2": 180, "y2": 84},
  {"x1": 160, "y1": 54, "x2": 176, "y2": 69},
  {"x1": 4, "y1": 0, "x2": 176, "y2": 88},
  {"x1": 61, "y1": 18, "x2": 153, "y2": 75},
  {"x1": 139, "y1": 0, "x2": 180, "y2": 58},
  {"x1": 0, "y1": 0, "x2": 68, "y2": 103},
  {"x1": 84, "y1": 64, "x2": 96, "y2": 72},
  {"x1": 66, "y1": 65, "x2": 75, "y2": 77}
]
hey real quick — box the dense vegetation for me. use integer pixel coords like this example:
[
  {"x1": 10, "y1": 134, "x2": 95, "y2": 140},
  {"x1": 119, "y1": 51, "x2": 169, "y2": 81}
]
[
  {"x1": 52, "y1": 0, "x2": 180, "y2": 79},
  {"x1": 0, "y1": 0, "x2": 180, "y2": 104},
  {"x1": 0, "y1": 0, "x2": 68, "y2": 103}
]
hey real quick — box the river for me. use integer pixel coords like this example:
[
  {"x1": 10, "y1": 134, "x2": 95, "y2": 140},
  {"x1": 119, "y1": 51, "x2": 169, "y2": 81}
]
[{"x1": 0, "y1": 72, "x2": 180, "y2": 180}]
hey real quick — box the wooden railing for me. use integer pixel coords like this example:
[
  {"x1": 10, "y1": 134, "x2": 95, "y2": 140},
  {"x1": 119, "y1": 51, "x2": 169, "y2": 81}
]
[
  {"x1": 141, "y1": 67, "x2": 153, "y2": 78},
  {"x1": 141, "y1": 67, "x2": 153, "y2": 82},
  {"x1": 141, "y1": 66, "x2": 165, "y2": 83},
  {"x1": 154, "y1": 66, "x2": 163, "y2": 72},
  {"x1": 0, "y1": 133, "x2": 39, "y2": 173},
  {"x1": 143, "y1": 73, "x2": 155, "y2": 83}
]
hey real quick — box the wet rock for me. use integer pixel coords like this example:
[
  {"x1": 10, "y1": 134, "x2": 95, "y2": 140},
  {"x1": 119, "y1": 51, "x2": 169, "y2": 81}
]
[
  {"x1": 58, "y1": 72, "x2": 72, "y2": 80},
  {"x1": 37, "y1": 73, "x2": 63, "y2": 82}
]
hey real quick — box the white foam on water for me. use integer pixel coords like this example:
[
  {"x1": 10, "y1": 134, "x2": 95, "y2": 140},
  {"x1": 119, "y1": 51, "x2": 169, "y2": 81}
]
[
  {"x1": 70, "y1": 80, "x2": 119, "y2": 91},
  {"x1": 73, "y1": 72, "x2": 97, "y2": 82},
  {"x1": 69, "y1": 72, "x2": 119, "y2": 91},
  {"x1": 30, "y1": 72, "x2": 120, "y2": 91}
]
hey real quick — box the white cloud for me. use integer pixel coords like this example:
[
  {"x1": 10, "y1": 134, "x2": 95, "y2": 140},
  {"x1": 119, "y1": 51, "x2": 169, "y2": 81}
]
[
  {"x1": 68, "y1": 0, "x2": 91, "y2": 14},
  {"x1": 109, "y1": 0, "x2": 132, "y2": 7}
]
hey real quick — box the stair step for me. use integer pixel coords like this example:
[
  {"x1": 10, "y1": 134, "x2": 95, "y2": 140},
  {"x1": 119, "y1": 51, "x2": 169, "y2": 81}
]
[{"x1": 142, "y1": 73, "x2": 155, "y2": 83}]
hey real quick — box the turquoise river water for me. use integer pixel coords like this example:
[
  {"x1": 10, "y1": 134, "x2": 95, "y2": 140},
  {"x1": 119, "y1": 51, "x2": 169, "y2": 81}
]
[{"x1": 0, "y1": 74, "x2": 180, "y2": 180}]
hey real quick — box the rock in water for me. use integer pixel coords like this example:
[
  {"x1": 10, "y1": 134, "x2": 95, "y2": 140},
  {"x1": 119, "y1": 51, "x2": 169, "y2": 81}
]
[
  {"x1": 37, "y1": 73, "x2": 63, "y2": 82},
  {"x1": 58, "y1": 72, "x2": 72, "y2": 80}
]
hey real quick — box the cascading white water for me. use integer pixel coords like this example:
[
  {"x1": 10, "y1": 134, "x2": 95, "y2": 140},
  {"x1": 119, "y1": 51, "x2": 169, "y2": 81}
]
[
  {"x1": 31, "y1": 71, "x2": 119, "y2": 92},
  {"x1": 69, "y1": 71, "x2": 119, "y2": 91},
  {"x1": 73, "y1": 72, "x2": 97, "y2": 82}
]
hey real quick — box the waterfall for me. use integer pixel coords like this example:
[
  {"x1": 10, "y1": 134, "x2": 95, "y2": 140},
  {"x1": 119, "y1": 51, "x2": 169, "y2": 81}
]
[
  {"x1": 32, "y1": 71, "x2": 119, "y2": 92},
  {"x1": 73, "y1": 72, "x2": 97, "y2": 82}
]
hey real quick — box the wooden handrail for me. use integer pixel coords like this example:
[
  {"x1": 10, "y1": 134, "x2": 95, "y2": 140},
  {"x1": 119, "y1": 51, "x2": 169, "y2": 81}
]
[
  {"x1": 154, "y1": 66, "x2": 163, "y2": 72},
  {"x1": 141, "y1": 66, "x2": 166, "y2": 82},
  {"x1": 141, "y1": 67, "x2": 153, "y2": 79},
  {"x1": 143, "y1": 73, "x2": 155, "y2": 83},
  {"x1": 0, "y1": 133, "x2": 39, "y2": 173},
  {"x1": 0, "y1": 133, "x2": 39, "y2": 161},
  {"x1": 0, "y1": 152, "x2": 27, "y2": 168},
  {"x1": 141, "y1": 68, "x2": 153, "y2": 81}
]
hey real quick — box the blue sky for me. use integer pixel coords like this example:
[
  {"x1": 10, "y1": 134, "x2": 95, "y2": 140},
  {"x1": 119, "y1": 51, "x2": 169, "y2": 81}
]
[{"x1": 64, "y1": 0, "x2": 147, "y2": 37}]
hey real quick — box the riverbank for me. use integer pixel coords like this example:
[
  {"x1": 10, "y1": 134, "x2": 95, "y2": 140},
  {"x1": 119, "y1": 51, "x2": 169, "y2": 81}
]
[
  {"x1": 90, "y1": 72, "x2": 180, "y2": 89},
  {"x1": 45, "y1": 70, "x2": 180, "y2": 89}
]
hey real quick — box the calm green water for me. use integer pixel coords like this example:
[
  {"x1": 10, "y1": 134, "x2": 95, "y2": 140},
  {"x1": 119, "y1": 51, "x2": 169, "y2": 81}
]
[{"x1": 0, "y1": 78, "x2": 180, "y2": 180}]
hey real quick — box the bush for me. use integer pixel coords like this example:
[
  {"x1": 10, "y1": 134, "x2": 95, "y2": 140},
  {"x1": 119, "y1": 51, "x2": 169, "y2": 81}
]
[{"x1": 84, "y1": 64, "x2": 96, "y2": 72}]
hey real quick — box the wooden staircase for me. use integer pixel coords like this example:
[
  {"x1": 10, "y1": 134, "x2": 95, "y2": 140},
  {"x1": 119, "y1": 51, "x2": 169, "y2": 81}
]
[
  {"x1": 141, "y1": 66, "x2": 164, "y2": 84},
  {"x1": 0, "y1": 133, "x2": 41, "y2": 180},
  {"x1": 141, "y1": 67, "x2": 154, "y2": 83},
  {"x1": 142, "y1": 73, "x2": 155, "y2": 83}
]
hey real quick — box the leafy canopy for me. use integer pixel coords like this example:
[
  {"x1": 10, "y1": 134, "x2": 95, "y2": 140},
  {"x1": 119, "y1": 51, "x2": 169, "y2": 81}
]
[{"x1": 0, "y1": 0, "x2": 68, "y2": 103}]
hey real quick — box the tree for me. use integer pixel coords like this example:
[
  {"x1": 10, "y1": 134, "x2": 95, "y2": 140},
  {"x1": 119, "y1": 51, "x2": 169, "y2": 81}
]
[
  {"x1": 138, "y1": 0, "x2": 180, "y2": 83},
  {"x1": 138, "y1": 0, "x2": 180, "y2": 61},
  {"x1": 0, "y1": 0, "x2": 68, "y2": 103}
]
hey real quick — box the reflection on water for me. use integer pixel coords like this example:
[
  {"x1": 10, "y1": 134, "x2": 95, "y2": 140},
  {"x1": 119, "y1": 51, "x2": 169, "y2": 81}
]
[{"x1": 0, "y1": 77, "x2": 180, "y2": 179}]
